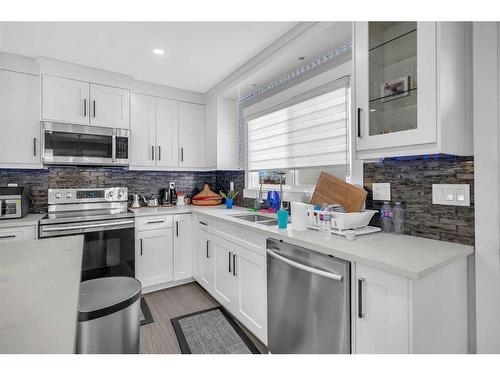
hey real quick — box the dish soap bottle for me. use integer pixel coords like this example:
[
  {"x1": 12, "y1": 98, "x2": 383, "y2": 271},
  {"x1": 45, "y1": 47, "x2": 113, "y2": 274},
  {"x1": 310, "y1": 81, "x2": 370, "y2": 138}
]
[{"x1": 380, "y1": 202, "x2": 393, "y2": 233}]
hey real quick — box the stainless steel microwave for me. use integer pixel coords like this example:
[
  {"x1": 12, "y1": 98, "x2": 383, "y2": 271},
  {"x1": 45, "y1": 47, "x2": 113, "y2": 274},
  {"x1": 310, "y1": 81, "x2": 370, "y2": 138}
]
[{"x1": 42, "y1": 122, "x2": 129, "y2": 166}]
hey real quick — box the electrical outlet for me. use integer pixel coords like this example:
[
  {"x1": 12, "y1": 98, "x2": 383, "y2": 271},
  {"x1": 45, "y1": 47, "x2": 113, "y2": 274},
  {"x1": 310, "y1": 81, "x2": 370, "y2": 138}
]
[
  {"x1": 432, "y1": 184, "x2": 470, "y2": 206},
  {"x1": 372, "y1": 183, "x2": 391, "y2": 201}
]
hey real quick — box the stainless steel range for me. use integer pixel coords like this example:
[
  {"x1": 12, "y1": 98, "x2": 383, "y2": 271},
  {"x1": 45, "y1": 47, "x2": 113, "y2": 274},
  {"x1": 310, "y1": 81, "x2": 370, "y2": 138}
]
[{"x1": 39, "y1": 187, "x2": 135, "y2": 281}]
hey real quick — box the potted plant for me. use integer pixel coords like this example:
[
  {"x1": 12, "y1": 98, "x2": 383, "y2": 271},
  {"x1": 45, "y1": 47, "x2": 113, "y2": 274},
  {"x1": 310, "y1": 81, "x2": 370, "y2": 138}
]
[{"x1": 220, "y1": 190, "x2": 238, "y2": 209}]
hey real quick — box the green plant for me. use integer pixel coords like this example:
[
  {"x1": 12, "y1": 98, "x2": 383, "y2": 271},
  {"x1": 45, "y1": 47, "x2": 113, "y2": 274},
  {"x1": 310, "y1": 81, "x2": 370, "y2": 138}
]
[{"x1": 220, "y1": 190, "x2": 238, "y2": 199}]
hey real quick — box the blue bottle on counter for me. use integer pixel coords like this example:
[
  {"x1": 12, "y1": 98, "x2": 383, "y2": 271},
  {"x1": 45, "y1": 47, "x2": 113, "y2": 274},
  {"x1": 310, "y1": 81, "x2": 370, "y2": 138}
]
[{"x1": 277, "y1": 207, "x2": 289, "y2": 229}]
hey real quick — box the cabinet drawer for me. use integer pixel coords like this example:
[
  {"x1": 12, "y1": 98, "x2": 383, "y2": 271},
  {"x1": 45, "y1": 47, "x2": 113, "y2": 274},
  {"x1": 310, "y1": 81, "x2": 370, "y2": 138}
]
[
  {"x1": 0, "y1": 226, "x2": 36, "y2": 241},
  {"x1": 137, "y1": 215, "x2": 172, "y2": 231},
  {"x1": 212, "y1": 220, "x2": 266, "y2": 256},
  {"x1": 196, "y1": 214, "x2": 212, "y2": 230}
]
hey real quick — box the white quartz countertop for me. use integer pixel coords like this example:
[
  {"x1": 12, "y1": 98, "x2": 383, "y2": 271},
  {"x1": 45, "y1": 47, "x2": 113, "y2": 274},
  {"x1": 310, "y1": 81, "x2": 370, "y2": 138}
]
[
  {"x1": 191, "y1": 206, "x2": 474, "y2": 279},
  {"x1": 0, "y1": 213, "x2": 45, "y2": 229},
  {"x1": 0, "y1": 236, "x2": 83, "y2": 353},
  {"x1": 129, "y1": 205, "x2": 192, "y2": 217}
]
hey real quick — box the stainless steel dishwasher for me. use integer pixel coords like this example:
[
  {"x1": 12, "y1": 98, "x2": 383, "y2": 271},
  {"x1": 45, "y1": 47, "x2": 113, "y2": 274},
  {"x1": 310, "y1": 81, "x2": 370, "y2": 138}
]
[{"x1": 267, "y1": 238, "x2": 351, "y2": 354}]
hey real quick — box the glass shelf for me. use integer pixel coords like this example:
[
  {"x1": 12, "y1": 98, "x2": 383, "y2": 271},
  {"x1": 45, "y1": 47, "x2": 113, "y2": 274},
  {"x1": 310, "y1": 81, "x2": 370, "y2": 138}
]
[{"x1": 369, "y1": 87, "x2": 418, "y2": 105}]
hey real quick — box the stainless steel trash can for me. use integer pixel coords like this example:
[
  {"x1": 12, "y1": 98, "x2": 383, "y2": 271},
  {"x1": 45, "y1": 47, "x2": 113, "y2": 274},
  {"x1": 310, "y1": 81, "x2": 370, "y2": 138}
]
[{"x1": 76, "y1": 277, "x2": 141, "y2": 354}]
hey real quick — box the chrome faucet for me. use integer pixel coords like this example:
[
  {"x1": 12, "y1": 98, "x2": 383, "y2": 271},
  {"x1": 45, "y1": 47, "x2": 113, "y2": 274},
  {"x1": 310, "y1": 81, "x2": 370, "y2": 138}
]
[{"x1": 254, "y1": 181, "x2": 264, "y2": 210}]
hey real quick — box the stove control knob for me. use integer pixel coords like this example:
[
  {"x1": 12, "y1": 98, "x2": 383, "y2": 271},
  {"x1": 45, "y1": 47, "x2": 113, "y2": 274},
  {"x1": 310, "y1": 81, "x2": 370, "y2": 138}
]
[
  {"x1": 118, "y1": 191, "x2": 125, "y2": 198},
  {"x1": 66, "y1": 192, "x2": 73, "y2": 199},
  {"x1": 107, "y1": 191, "x2": 114, "y2": 198},
  {"x1": 55, "y1": 193, "x2": 62, "y2": 199}
]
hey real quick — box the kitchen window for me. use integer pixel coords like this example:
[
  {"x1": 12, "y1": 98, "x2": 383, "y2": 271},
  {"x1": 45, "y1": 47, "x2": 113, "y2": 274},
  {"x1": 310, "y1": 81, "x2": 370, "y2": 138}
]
[{"x1": 245, "y1": 77, "x2": 351, "y2": 196}]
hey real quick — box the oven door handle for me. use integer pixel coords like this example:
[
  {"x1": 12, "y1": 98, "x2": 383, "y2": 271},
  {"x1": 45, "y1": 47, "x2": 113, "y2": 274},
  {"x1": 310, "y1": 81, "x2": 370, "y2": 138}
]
[
  {"x1": 266, "y1": 248, "x2": 343, "y2": 281},
  {"x1": 42, "y1": 219, "x2": 134, "y2": 232}
]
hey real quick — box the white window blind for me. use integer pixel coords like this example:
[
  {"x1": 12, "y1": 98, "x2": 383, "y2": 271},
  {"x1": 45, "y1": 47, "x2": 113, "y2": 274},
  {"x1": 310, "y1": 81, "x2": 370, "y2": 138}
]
[{"x1": 247, "y1": 83, "x2": 349, "y2": 172}]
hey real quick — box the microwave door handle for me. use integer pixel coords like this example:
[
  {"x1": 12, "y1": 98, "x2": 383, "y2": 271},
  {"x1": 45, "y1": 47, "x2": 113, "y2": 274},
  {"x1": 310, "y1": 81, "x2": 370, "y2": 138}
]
[{"x1": 112, "y1": 134, "x2": 116, "y2": 163}]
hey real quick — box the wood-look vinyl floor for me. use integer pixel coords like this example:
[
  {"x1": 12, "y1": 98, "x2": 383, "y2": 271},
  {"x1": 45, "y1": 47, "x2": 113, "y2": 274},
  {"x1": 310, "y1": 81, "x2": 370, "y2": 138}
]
[{"x1": 140, "y1": 282, "x2": 267, "y2": 354}]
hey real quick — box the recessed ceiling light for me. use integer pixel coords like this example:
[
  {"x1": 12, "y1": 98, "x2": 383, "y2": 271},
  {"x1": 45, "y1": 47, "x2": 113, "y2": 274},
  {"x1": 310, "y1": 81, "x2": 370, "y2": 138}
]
[
  {"x1": 252, "y1": 84, "x2": 258, "y2": 87},
  {"x1": 298, "y1": 56, "x2": 305, "y2": 60},
  {"x1": 152, "y1": 48, "x2": 165, "y2": 56}
]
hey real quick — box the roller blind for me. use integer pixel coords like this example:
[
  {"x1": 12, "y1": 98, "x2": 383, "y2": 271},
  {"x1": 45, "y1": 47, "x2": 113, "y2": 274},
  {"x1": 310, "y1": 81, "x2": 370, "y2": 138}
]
[{"x1": 247, "y1": 83, "x2": 349, "y2": 172}]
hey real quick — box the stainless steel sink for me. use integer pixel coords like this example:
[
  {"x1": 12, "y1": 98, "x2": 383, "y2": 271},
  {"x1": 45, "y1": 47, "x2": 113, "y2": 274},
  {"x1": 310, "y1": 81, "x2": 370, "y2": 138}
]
[
  {"x1": 232, "y1": 214, "x2": 273, "y2": 222},
  {"x1": 259, "y1": 220, "x2": 279, "y2": 226}
]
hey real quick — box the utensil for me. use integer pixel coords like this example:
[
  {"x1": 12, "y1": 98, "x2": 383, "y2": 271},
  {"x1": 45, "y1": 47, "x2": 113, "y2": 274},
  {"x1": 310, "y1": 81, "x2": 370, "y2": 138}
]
[
  {"x1": 142, "y1": 195, "x2": 159, "y2": 207},
  {"x1": 131, "y1": 194, "x2": 141, "y2": 208}
]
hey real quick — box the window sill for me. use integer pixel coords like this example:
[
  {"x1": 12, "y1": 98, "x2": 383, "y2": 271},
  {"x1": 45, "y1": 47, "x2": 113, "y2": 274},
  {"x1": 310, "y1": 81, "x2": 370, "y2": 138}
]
[{"x1": 243, "y1": 188, "x2": 313, "y2": 203}]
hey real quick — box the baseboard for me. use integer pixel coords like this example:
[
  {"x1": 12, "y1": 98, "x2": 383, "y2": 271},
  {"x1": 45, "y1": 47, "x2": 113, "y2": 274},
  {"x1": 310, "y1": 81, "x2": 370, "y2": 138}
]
[{"x1": 142, "y1": 278, "x2": 195, "y2": 295}]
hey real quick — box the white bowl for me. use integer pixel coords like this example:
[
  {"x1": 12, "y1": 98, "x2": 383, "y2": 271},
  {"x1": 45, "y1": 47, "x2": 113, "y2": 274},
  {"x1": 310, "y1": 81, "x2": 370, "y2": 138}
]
[{"x1": 330, "y1": 210, "x2": 378, "y2": 230}]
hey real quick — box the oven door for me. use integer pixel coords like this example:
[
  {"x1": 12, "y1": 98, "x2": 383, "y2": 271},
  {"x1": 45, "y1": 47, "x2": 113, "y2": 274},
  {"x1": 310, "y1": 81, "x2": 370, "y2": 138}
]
[
  {"x1": 42, "y1": 122, "x2": 128, "y2": 166},
  {"x1": 39, "y1": 218, "x2": 135, "y2": 281}
]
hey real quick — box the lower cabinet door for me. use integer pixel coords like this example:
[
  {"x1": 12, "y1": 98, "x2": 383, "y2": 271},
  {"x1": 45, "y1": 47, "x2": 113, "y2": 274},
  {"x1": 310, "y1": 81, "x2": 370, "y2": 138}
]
[
  {"x1": 173, "y1": 214, "x2": 193, "y2": 281},
  {"x1": 199, "y1": 230, "x2": 214, "y2": 292},
  {"x1": 355, "y1": 263, "x2": 409, "y2": 354},
  {"x1": 137, "y1": 228, "x2": 173, "y2": 288},
  {"x1": 213, "y1": 238, "x2": 238, "y2": 312},
  {"x1": 0, "y1": 226, "x2": 36, "y2": 241},
  {"x1": 235, "y1": 247, "x2": 267, "y2": 344}
]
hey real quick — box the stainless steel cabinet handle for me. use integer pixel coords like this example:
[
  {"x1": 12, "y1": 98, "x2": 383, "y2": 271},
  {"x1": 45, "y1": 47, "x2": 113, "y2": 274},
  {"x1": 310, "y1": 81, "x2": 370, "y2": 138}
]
[
  {"x1": 158, "y1": 146, "x2": 161, "y2": 161},
  {"x1": 206, "y1": 240, "x2": 210, "y2": 258},
  {"x1": 0, "y1": 234, "x2": 16, "y2": 239},
  {"x1": 266, "y1": 249, "x2": 344, "y2": 281},
  {"x1": 83, "y1": 99, "x2": 87, "y2": 117},
  {"x1": 228, "y1": 251, "x2": 232, "y2": 273},
  {"x1": 146, "y1": 220, "x2": 164, "y2": 224},
  {"x1": 232, "y1": 254, "x2": 236, "y2": 276},
  {"x1": 180, "y1": 147, "x2": 184, "y2": 162},
  {"x1": 358, "y1": 278, "x2": 365, "y2": 318},
  {"x1": 199, "y1": 221, "x2": 207, "y2": 226},
  {"x1": 176, "y1": 221, "x2": 179, "y2": 237},
  {"x1": 151, "y1": 145, "x2": 155, "y2": 161},
  {"x1": 93, "y1": 100, "x2": 96, "y2": 118},
  {"x1": 33, "y1": 138, "x2": 37, "y2": 156},
  {"x1": 140, "y1": 239, "x2": 143, "y2": 256}
]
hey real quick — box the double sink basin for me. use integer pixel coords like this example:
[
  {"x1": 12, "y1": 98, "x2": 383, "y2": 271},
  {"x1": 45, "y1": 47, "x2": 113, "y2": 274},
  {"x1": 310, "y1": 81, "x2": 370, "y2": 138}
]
[{"x1": 231, "y1": 213, "x2": 290, "y2": 226}]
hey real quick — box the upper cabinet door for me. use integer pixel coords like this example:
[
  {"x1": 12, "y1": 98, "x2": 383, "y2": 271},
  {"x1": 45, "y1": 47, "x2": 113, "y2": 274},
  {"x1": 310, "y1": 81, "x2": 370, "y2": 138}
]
[
  {"x1": 355, "y1": 22, "x2": 437, "y2": 151},
  {"x1": 130, "y1": 93, "x2": 156, "y2": 167},
  {"x1": 0, "y1": 70, "x2": 41, "y2": 167},
  {"x1": 178, "y1": 102, "x2": 205, "y2": 168},
  {"x1": 42, "y1": 75, "x2": 89, "y2": 125},
  {"x1": 89, "y1": 83, "x2": 130, "y2": 129},
  {"x1": 155, "y1": 98, "x2": 179, "y2": 167}
]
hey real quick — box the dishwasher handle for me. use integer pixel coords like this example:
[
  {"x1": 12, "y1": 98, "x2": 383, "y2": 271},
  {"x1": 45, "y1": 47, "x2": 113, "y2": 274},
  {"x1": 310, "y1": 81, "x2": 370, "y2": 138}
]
[{"x1": 267, "y1": 248, "x2": 343, "y2": 282}]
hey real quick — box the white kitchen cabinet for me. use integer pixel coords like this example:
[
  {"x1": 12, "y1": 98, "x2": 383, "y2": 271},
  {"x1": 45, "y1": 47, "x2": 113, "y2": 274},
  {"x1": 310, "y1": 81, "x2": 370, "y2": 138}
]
[
  {"x1": 42, "y1": 75, "x2": 130, "y2": 129},
  {"x1": 42, "y1": 75, "x2": 89, "y2": 125},
  {"x1": 198, "y1": 229, "x2": 215, "y2": 292},
  {"x1": 155, "y1": 97, "x2": 179, "y2": 168},
  {"x1": 354, "y1": 258, "x2": 468, "y2": 354},
  {"x1": 130, "y1": 93, "x2": 156, "y2": 167},
  {"x1": 130, "y1": 93, "x2": 179, "y2": 169},
  {"x1": 213, "y1": 237, "x2": 238, "y2": 311},
  {"x1": 89, "y1": 83, "x2": 130, "y2": 129},
  {"x1": 137, "y1": 228, "x2": 173, "y2": 288},
  {"x1": 0, "y1": 69, "x2": 41, "y2": 168},
  {"x1": 178, "y1": 102, "x2": 205, "y2": 168},
  {"x1": 205, "y1": 97, "x2": 240, "y2": 170},
  {"x1": 173, "y1": 214, "x2": 193, "y2": 281},
  {"x1": 234, "y1": 244, "x2": 267, "y2": 343},
  {"x1": 0, "y1": 226, "x2": 37, "y2": 242},
  {"x1": 355, "y1": 263, "x2": 409, "y2": 354},
  {"x1": 354, "y1": 22, "x2": 473, "y2": 158}
]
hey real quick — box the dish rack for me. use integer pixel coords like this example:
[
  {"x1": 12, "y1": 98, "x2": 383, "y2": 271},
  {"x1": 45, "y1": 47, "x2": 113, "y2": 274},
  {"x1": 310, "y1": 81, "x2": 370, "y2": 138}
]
[{"x1": 307, "y1": 209, "x2": 380, "y2": 236}]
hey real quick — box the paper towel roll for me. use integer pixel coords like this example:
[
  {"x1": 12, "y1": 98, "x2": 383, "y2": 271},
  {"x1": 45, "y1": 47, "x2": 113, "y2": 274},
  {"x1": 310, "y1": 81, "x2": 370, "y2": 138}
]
[{"x1": 291, "y1": 202, "x2": 312, "y2": 231}]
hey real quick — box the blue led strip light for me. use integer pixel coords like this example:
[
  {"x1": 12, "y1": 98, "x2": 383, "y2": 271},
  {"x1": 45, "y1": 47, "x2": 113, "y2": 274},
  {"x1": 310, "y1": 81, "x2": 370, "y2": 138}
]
[{"x1": 236, "y1": 42, "x2": 353, "y2": 168}]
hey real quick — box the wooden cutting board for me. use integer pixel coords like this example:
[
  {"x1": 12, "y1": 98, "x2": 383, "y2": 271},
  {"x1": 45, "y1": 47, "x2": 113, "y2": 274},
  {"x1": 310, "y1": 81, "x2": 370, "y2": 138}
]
[{"x1": 310, "y1": 172, "x2": 367, "y2": 212}]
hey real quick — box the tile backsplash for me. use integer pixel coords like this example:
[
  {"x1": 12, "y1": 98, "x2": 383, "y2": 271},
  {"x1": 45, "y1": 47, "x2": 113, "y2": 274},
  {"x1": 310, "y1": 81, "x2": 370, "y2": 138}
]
[
  {"x1": 0, "y1": 167, "x2": 247, "y2": 213},
  {"x1": 364, "y1": 155, "x2": 474, "y2": 246}
]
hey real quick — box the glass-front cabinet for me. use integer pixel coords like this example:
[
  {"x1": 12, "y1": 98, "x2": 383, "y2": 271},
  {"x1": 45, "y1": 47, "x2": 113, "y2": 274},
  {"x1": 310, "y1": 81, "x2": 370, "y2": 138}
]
[{"x1": 355, "y1": 22, "x2": 438, "y2": 153}]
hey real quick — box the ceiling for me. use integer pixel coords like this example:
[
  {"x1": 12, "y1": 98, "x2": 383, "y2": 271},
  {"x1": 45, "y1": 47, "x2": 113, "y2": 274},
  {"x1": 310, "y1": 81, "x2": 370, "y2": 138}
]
[
  {"x1": 221, "y1": 22, "x2": 352, "y2": 100},
  {"x1": 0, "y1": 22, "x2": 297, "y2": 93}
]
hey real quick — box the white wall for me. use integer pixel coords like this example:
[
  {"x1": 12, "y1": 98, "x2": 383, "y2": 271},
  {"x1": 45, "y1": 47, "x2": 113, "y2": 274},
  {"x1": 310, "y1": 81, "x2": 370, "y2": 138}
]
[{"x1": 472, "y1": 22, "x2": 500, "y2": 354}]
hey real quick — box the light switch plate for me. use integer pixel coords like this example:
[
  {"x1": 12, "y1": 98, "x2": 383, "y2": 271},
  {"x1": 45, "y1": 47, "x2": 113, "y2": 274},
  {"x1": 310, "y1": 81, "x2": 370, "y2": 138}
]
[
  {"x1": 372, "y1": 183, "x2": 391, "y2": 201},
  {"x1": 432, "y1": 184, "x2": 470, "y2": 206}
]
